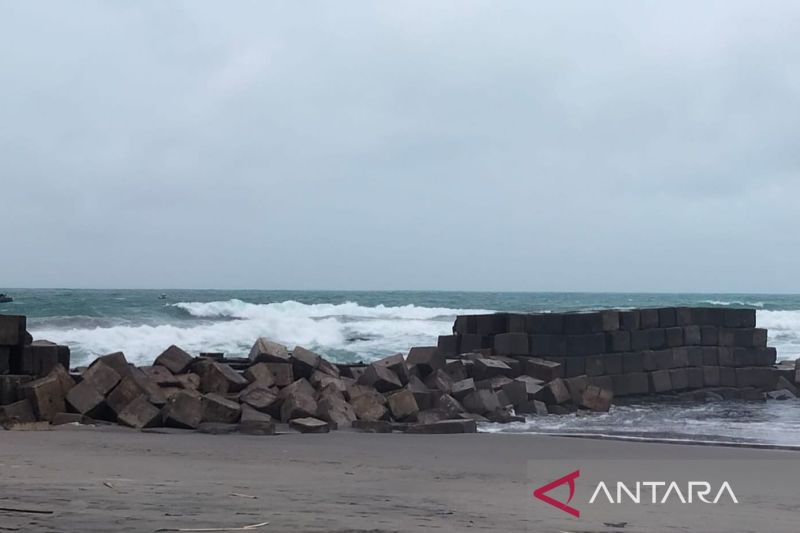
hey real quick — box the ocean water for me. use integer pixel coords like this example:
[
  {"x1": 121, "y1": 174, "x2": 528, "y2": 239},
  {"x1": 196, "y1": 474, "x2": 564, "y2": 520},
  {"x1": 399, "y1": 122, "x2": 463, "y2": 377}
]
[{"x1": 2, "y1": 289, "x2": 799, "y2": 445}]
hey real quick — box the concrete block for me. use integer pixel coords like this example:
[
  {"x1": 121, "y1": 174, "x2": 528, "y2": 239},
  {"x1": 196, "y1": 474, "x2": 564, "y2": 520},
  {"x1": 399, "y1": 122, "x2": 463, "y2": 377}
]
[
  {"x1": 702, "y1": 347, "x2": 719, "y2": 366},
  {"x1": 671, "y1": 347, "x2": 689, "y2": 368},
  {"x1": 406, "y1": 376, "x2": 434, "y2": 410},
  {"x1": 515, "y1": 375, "x2": 545, "y2": 399},
  {"x1": 289, "y1": 417, "x2": 330, "y2": 433},
  {"x1": 357, "y1": 363, "x2": 402, "y2": 392},
  {"x1": 516, "y1": 399, "x2": 548, "y2": 415},
  {"x1": 423, "y1": 368, "x2": 454, "y2": 394},
  {"x1": 692, "y1": 308, "x2": 726, "y2": 326},
  {"x1": 155, "y1": 345, "x2": 193, "y2": 374},
  {"x1": 317, "y1": 357, "x2": 341, "y2": 378},
  {"x1": 658, "y1": 308, "x2": 677, "y2": 328},
  {"x1": 522, "y1": 357, "x2": 562, "y2": 381},
  {"x1": 669, "y1": 368, "x2": 689, "y2": 391},
  {"x1": 564, "y1": 357, "x2": 585, "y2": 378},
  {"x1": 649, "y1": 370, "x2": 671, "y2": 393},
  {"x1": 703, "y1": 366, "x2": 721, "y2": 387},
  {"x1": 471, "y1": 358, "x2": 513, "y2": 380},
  {"x1": 243, "y1": 362, "x2": 276, "y2": 387},
  {"x1": 641, "y1": 350, "x2": 658, "y2": 371},
  {"x1": 435, "y1": 393, "x2": 467, "y2": 418},
  {"x1": 700, "y1": 326, "x2": 719, "y2": 346},
  {"x1": 437, "y1": 335, "x2": 459, "y2": 355},
  {"x1": 317, "y1": 394, "x2": 357, "y2": 429},
  {"x1": 639, "y1": 309, "x2": 659, "y2": 329},
  {"x1": 618, "y1": 310, "x2": 640, "y2": 331},
  {"x1": 719, "y1": 366, "x2": 737, "y2": 387},
  {"x1": 625, "y1": 372, "x2": 650, "y2": 395},
  {"x1": 564, "y1": 375, "x2": 589, "y2": 404},
  {"x1": 263, "y1": 363, "x2": 293, "y2": 387},
  {"x1": 675, "y1": 307, "x2": 693, "y2": 326},
  {"x1": 65, "y1": 381, "x2": 106, "y2": 418},
  {"x1": 453, "y1": 315, "x2": 472, "y2": 335},
  {"x1": 51, "y1": 412, "x2": 93, "y2": 425},
  {"x1": 752, "y1": 347, "x2": 777, "y2": 367},
  {"x1": 386, "y1": 388, "x2": 419, "y2": 420},
  {"x1": 475, "y1": 314, "x2": 508, "y2": 335},
  {"x1": 19, "y1": 341, "x2": 60, "y2": 377},
  {"x1": 653, "y1": 349, "x2": 674, "y2": 370},
  {"x1": 603, "y1": 354, "x2": 623, "y2": 375},
  {"x1": 621, "y1": 352, "x2": 644, "y2": 373},
  {"x1": 494, "y1": 333, "x2": 528, "y2": 356},
  {"x1": 162, "y1": 390, "x2": 203, "y2": 429},
  {"x1": 501, "y1": 379, "x2": 527, "y2": 406},
  {"x1": 579, "y1": 385, "x2": 613, "y2": 412},
  {"x1": 82, "y1": 360, "x2": 122, "y2": 396},
  {"x1": 200, "y1": 362, "x2": 248, "y2": 395},
  {"x1": 350, "y1": 394, "x2": 389, "y2": 421},
  {"x1": 563, "y1": 313, "x2": 604, "y2": 334},
  {"x1": 239, "y1": 403, "x2": 273, "y2": 424},
  {"x1": 506, "y1": 313, "x2": 527, "y2": 333},
  {"x1": 117, "y1": 395, "x2": 161, "y2": 429},
  {"x1": 686, "y1": 367, "x2": 704, "y2": 389},
  {"x1": 584, "y1": 356, "x2": 604, "y2": 377},
  {"x1": 664, "y1": 327, "x2": 684, "y2": 348},
  {"x1": 0, "y1": 399, "x2": 36, "y2": 424},
  {"x1": 141, "y1": 365, "x2": 181, "y2": 388},
  {"x1": 106, "y1": 374, "x2": 147, "y2": 415},
  {"x1": 630, "y1": 330, "x2": 650, "y2": 351},
  {"x1": 605, "y1": 331, "x2": 631, "y2": 353},
  {"x1": 290, "y1": 346, "x2": 321, "y2": 379},
  {"x1": 648, "y1": 329, "x2": 667, "y2": 350},
  {"x1": 687, "y1": 347, "x2": 704, "y2": 367},
  {"x1": 724, "y1": 309, "x2": 756, "y2": 328},
  {"x1": 249, "y1": 338, "x2": 290, "y2": 363},
  {"x1": 239, "y1": 385, "x2": 279, "y2": 414},
  {"x1": 459, "y1": 334, "x2": 487, "y2": 353},
  {"x1": 0, "y1": 315, "x2": 26, "y2": 345},
  {"x1": 539, "y1": 378, "x2": 570, "y2": 405},
  {"x1": 0, "y1": 346, "x2": 9, "y2": 374},
  {"x1": 450, "y1": 378, "x2": 475, "y2": 401},
  {"x1": 280, "y1": 390, "x2": 317, "y2": 422},
  {"x1": 565, "y1": 334, "x2": 605, "y2": 356},
  {"x1": 406, "y1": 346, "x2": 444, "y2": 377},
  {"x1": 526, "y1": 313, "x2": 564, "y2": 334},
  {"x1": 529, "y1": 334, "x2": 566, "y2": 357},
  {"x1": 599, "y1": 310, "x2": 620, "y2": 331},
  {"x1": 461, "y1": 388, "x2": 501, "y2": 414},
  {"x1": 736, "y1": 367, "x2": 779, "y2": 390},
  {"x1": 683, "y1": 326, "x2": 702, "y2": 346}
]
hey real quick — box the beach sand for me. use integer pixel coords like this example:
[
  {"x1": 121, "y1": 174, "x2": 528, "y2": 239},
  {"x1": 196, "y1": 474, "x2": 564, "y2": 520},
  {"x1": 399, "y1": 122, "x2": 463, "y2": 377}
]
[{"x1": 1, "y1": 426, "x2": 798, "y2": 532}]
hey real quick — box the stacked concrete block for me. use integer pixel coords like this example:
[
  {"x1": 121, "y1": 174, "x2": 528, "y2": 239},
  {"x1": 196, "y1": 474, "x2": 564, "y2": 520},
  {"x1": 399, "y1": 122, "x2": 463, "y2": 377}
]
[{"x1": 440, "y1": 307, "x2": 785, "y2": 406}]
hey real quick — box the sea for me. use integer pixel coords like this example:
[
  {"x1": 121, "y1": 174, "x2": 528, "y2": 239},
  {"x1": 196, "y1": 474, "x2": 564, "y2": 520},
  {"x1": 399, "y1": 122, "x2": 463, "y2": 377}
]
[{"x1": 3, "y1": 289, "x2": 800, "y2": 446}]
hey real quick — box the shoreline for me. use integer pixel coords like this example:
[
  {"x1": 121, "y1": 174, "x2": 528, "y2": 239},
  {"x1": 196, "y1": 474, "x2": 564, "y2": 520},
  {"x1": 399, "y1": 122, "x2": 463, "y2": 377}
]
[{"x1": 2, "y1": 426, "x2": 799, "y2": 532}]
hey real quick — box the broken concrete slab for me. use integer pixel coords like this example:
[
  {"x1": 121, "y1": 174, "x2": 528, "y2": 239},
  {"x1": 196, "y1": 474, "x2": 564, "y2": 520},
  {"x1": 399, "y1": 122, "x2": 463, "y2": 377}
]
[{"x1": 289, "y1": 417, "x2": 330, "y2": 433}]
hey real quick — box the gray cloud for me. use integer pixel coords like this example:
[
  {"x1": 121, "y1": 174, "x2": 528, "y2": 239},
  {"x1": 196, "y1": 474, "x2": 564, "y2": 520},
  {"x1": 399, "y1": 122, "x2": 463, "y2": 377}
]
[{"x1": 2, "y1": 1, "x2": 799, "y2": 291}]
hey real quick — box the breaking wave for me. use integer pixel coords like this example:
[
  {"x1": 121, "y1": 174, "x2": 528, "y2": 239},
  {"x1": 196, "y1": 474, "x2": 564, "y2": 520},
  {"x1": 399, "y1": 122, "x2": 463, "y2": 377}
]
[{"x1": 30, "y1": 299, "x2": 493, "y2": 366}]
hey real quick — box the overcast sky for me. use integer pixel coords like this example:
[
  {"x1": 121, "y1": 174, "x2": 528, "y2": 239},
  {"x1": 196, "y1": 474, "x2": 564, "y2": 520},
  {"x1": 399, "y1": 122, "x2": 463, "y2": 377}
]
[{"x1": 2, "y1": 1, "x2": 799, "y2": 292}]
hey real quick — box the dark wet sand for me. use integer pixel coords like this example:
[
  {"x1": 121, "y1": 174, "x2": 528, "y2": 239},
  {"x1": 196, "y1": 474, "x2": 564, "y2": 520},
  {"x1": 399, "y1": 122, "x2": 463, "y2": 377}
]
[{"x1": 1, "y1": 425, "x2": 798, "y2": 532}]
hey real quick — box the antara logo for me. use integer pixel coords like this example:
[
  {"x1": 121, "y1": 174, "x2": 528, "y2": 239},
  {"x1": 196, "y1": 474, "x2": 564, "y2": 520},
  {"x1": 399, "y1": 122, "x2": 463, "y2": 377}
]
[{"x1": 533, "y1": 471, "x2": 738, "y2": 518}]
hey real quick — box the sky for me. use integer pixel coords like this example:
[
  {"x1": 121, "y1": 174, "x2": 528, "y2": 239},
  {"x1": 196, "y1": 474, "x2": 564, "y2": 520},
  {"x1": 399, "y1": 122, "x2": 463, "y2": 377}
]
[{"x1": 2, "y1": 1, "x2": 799, "y2": 292}]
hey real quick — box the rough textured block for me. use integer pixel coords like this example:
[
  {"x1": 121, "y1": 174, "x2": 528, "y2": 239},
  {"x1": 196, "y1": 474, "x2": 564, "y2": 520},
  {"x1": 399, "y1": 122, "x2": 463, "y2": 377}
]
[
  {"x1": 461, "y1": 388, "x2": 501, "y2": 414},
  {"x1": 529, "y1": 335, "x2": 565, "y2": 357},
  {"x1": 289, "y1": 417, "x2": 330, "y2": 433},
  {"x1": 563, "y1": 313, "x2": 604, "y2": 334},
  {"x1": 564, "y1": 375, "x2": 589, "y2": 404},
  {"x1": 687, "y1": 347, "x2": 704, "y2": 367},
  {"x1": 639, "y1": 309, "x2": 659, "y2": 329},
  {"x1": 437, "y1": 335, "x2": 459, "y2": 355},
  {"x1": 683, "y1": 326, "x2": 702, "y2": 346},
  {"x1": 82, "y1": 360, "x2": 122, "y2": 395},
  {"x1": 494, "y1": 333, "x2": 528, "y2": 356},
  {"x1": 719, "y1": 366, "x2": 737, "y2": 387},
  {"x1": 471, "y1": 358, "x2": 513, "y2": 380},
  {"x1": 625, "y1": 372, "x2": 650, "y2": 395},
  {"x1": 703, "y1": 366, "x2": 721, "y2": 387},
  {"x1": 686, "y1": 367, "x2": 704, "y2": 389},
  {"x1": 671, "y1": 347, "x2": 689, "y2": 368},
  {"x1": 249, "y1": 338, "x2": 290, "y2": 363},
  {"x1": 658, "y1": 308, "x2": 677, "y2": 328},
  {"x1": 163, "y1": 390, "x2": 203, "y2": 429},
  {"x1": 202, "y1": 393, "x2": 242, "y2": 423},
  {"x1": 0, "y1": 375, "x2": 33, "y2": 405},
  {"x1": 141, "y1": 365, "x2": 180, "y2": 387},
  {"x1": 563, "y1": 357, "x2": 585, "y2": 378},
  {"x1": 579, "y1": 384, "x2": 613, "y2": 412},
  {"x1": 669, "y1": 368, "x2": 689, "y2": 390},
  {"x1": 526, "y1": 314, "x2": 563, "y2": 334},
  {"x1": 19, "y1": 341, "x2": 60, "y2": 377},
  {"x1": 622, "y1": 352, "x2": 644, "y2": 373},
  {"x1": 117, "y1": 395, "x2": 161, "y2": 429},
  {"x1": 66, "y1": 380, "x2": 106, "y2": 417},
  {"x1": 406, "y1": 346, "x2": 444, "y2": 377},
  {"x1": 539, "y1": 378, "x2": 570, "y2": 405},
  {"x1": 649, "y1": 370, "x2": 671, "y2": 393},
  {"x1": 605, "y1": 331, "x2": 631, "y2": 353},
  {"x1": 357, "y1": 363, "x2": 402, "y2": 393},
  {"x1": 0, "y1": 315, "x2": 26, "y2": 345},
  {"x1": 350, "y1": 394, "x2": 389, "y2": 421},
  {"x1": 290, "y1": 346, "x2": 321, "y2": 379},
  {"x1": 155, "y1": 345, "x2": 193, "y2": 374},
  {"x1": 724, "y1": 309, "x2": 756, "y2": 328},
  {"x1": 664, "y1": 327, "x2": 684, "y2": 348},
  {"x1": 239, "y1": 384, "x2": 279, "y2": 414},
  {"x1": 675, "y1": 307, "x2": 693, "y2": 326},
  {"x1": 653, "y1": 350, "x2": 674, "y2": 371},
  {"x1": 506, "y1": 313, "x2": 527, "y2": 333},
  {"x1": 702, "y1": 347, "x2": 719, "y2": 366},
  {"x1": 386, "y1": 388, "x2": 419, "y2": 420},
  {"x1": 565, "y1": 334, "x2": 605, "y2": 356},
  {"x1": 263, "y1": 363, "x2": 293, "y2": 387},
  {"x1": 373, "y1": 353, "x2": 410, "y2": 385},
  {"x1": 648, "y1": 329, "x2": 667, "y2": 350},
  {"x1": 459, "y1": 334, "x2": 487, "y2": 353},
  {"x1": 200, "y1": 362, "x2": 248, "y2": 395},
  {"x1": 630, "y1": 330, "x2": 650, "y2": 351},
  {"x1": 523, "y1": 357, "x2": 562, "y2": 381},
  {"x1": 603, "y1": 354, "x2": 623, "y2": 375},
  {"x1": 0, "y1": 399, "x2": 36, "y2": 424},
  {"x1": 243, "y1": 362, "x2": 276, "y2": 387},
  {"x1": 700, "y1": 326, "x2": 719, "y2": 346},
  {"x1": 618, "y1": 310, "x2": 640, "y2": 331},
  {"x1": 317, "y1": 394, "x2": 357, "y2": 429},
  {"x1": 584, "y1": 356, "x2": 604, "y2": 377},
  {"x1": 641, "y1": 350, "x2": 657, "y2": 371}
]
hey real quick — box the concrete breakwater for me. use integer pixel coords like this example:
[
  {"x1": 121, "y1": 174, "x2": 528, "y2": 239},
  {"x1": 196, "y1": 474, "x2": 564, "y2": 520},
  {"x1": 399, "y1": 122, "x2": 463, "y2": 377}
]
[{"x1": 1, "y1": 308, "x2": 798, "y2": 436}]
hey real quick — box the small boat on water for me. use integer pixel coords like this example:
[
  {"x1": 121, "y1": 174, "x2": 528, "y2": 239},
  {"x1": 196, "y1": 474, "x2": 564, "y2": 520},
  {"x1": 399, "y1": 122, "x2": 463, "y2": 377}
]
[{"x1": 0, "y1": 293, "x2": 13, "y2": 303}]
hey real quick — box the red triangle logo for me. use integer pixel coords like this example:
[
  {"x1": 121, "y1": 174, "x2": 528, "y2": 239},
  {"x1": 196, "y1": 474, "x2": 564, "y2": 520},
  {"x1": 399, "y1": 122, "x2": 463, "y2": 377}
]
[{"x1": 533, "y1": 470, "x2": 581, "y2": 518}]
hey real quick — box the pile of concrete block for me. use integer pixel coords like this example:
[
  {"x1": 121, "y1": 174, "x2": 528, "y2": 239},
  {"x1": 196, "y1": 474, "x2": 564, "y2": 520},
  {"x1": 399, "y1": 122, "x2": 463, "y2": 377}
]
[
  {"x1": 435, "y1": 307, "x2": 796, "y2": 413},
  {"x1": 0, "y1": 316, "x2": 479, "y2": 434}
]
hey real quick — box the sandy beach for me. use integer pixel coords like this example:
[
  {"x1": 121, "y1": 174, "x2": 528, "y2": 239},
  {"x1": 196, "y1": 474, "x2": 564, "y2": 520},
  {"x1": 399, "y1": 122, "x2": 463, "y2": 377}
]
[{"x1": 1, "y1": 426, "x2": 798, "y2": 533}]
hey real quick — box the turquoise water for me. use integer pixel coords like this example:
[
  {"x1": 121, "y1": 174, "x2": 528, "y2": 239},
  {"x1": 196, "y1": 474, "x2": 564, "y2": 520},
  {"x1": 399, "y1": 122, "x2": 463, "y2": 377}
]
[
  {"x1": 2, "y1": 289, "x2": 798, "y2": 365},
  {"x1": 2, "y1": 288, "x2": 799, "y2": 445}
]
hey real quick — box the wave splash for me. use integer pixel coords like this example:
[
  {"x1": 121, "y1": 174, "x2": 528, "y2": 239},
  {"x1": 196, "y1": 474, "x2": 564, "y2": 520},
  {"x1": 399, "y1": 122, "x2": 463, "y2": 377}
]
[{"x1": 30, "y1": 299, "x2": 493, "y2": 366}]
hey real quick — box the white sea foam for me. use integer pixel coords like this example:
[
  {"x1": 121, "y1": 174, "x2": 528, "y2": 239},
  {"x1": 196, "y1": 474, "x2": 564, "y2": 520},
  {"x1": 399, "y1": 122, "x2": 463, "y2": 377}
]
[
  {"x1": 31, "y1": 299, "x2": 494, "y2": 366},
  {"x1": 701, "y1": 300, "x2": 765, "y2": 308}
]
